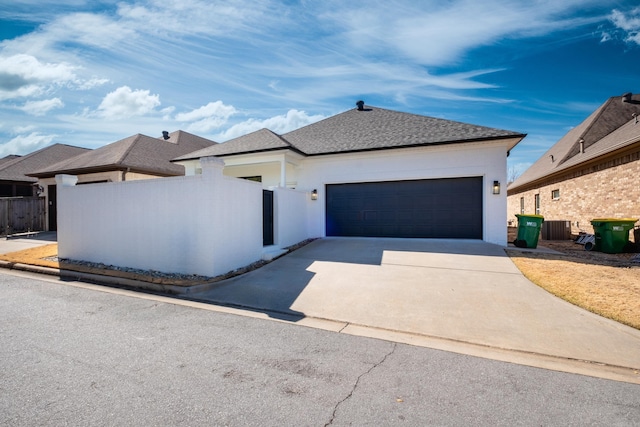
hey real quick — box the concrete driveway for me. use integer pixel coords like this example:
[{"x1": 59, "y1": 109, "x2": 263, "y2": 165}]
[{"x1": 191, "y1": 237, "x2": 640, "y2": 373}]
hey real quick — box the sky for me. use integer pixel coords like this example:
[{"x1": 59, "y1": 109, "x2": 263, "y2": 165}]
[{"x1": 0, "y1": 1, "x2": 639, "y2": 177}]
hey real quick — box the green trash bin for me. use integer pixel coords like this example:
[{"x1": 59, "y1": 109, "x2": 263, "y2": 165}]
[
  {"x1": 514, "y1": 214, "x2": 544, "y2": 248},
  {"x1": 590, "y1": 218, "x2": 638, "y2": 254}
]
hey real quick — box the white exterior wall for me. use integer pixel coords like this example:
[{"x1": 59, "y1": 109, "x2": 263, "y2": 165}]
[
  {"x1": 38, "y1": 171, "x2": 178, "y2": 231},
  {"x1": 272, "y1": 187, "x2": 312, "y2": 247},
  {"x1": 296, "y1": 141, "x2": 511, "y2": 245},
  {"x1": 56, "y1": 157, "x2": 263, "y2": 277}
]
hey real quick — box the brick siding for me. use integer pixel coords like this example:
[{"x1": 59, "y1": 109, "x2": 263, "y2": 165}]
[{"x1": 507, "y1": 148, "x2": 640, "y2": 240}]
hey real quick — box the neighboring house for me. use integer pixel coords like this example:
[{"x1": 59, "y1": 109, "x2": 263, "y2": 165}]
[
  {"x1": 0, "y1": 144, "x2": 90, "y2": 236},
  {"x1": 0, "y1": 144, "x2": 89, "y2": 197},
  {"x1": 27, "y1": 130, "x2": 217, "y2": 231},
  {"x1": 507, "y1": 93, "x2": 640, "y2": 236},
  {"x1": 174, "y1": 102, "x2": 526, "y2": 245}
]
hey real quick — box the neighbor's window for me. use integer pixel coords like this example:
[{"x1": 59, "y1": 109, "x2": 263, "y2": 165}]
[
  {"x1": 551, "y1": 189, "x2": 560, "y2": 200},
  {"x1": 520, "y1": 197, "x2": 525, "y2": 214},
  {"x1": 534, "y1": 194, "x2": 541, "y2": 215}
]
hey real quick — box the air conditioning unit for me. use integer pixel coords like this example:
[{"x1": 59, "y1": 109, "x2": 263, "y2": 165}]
[{"x1": 541, "y1": 220, "x2": 571, "y2": 240}]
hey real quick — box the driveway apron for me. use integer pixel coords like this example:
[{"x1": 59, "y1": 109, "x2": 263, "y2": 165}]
[{"x1": 193, "y1": 237, "x2": 640, "y2": 370}]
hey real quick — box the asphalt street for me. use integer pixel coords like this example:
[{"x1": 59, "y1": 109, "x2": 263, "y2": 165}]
[{"x1": 1, "y1": 271, "x2": 639, "y2": 426}]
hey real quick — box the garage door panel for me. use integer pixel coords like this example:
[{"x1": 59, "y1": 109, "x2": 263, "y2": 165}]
[{"x1": 326, "y1": 177, "x2": 482, "y2": 239}]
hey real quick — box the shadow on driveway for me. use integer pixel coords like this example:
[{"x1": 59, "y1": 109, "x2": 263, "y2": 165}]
[{"x1": 188, "y1": 237, "x2": 513, "y2": 320}]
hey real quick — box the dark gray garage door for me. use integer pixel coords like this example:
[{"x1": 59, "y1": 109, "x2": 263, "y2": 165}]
[{"x1": 326, "y1": 177, "x2": 483, "y2": 239}]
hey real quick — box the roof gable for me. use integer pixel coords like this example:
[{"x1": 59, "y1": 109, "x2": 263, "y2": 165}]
[
  {"x1": 560, "y1": 94, "x2": 640, "y2": 163},
  {"x1": 510, "y1": 93, "x2": 640, "y2": 191},
  {"x1": 560, "y1": 118, "x2": 640, "y2": 170}
]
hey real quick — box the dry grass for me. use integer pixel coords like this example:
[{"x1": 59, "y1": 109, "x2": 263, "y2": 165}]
[
  {"x1": 0, "y1": 244, "x2": 59, "y2": 268},
  {"x1": 507, "y1": 239, "x2": 640, "y2": 330}
]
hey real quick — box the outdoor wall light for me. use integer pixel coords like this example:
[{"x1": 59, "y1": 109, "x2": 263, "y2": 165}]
[
  {"x1": 492, "y1": 181, "x2": 501, "y2": 195},
  {"x1": 311, "y1": 189, "x2": 318, "y2": 200}
]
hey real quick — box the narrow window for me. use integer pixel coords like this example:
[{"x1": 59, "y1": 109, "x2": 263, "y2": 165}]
[
  {"x1": 240, "y1": 176, "x2": 262, "y2": 183},
  {"x1": 520, "y1": 197, "x2": 524, "y2": 214},
  {"x1": 535, "y1": 194, "x2": 540, "y2": 215},
  {"x1": 551, "y1": 189, "x2": 560, "y2": 200}
]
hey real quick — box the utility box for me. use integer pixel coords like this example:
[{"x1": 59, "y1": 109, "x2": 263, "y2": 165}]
[{"x1": 541, "y1": 220, "x2": 571, "y2": 240}]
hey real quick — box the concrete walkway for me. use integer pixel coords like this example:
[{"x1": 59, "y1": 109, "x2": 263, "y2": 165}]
[
  {"x1": 0, "y1": 232, "x2": 57, "y2": 253},
  {"x1": 1, "y1": 234, "x2": 639, "y2": 382}
]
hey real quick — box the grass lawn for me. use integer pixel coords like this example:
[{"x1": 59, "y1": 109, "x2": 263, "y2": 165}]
[{"x1": 507, "y1": 239, "x2": 640, "y2": 330}]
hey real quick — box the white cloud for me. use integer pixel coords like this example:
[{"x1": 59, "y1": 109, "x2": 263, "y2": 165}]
[
  {"x1": 327, "y1": 0, "x2": 602, "y2": 66},
  {"x1": 13, "y1": 125, "x2": 36, "y2": 134},
  {"x1": 175, "y1": 101, "x2": 238, "y2": 133},
  {"x1": 96, "y1": 86, "x2": 161, "y2": 119},
  {"x1": 610, "y1": 8, "x2": 640, "y2": 45},
  {"x1": 161, "y1": 106, "x2": 176, "y2": 120},
  {"x1": 217, "y1": 109, "x2": 325, "y2": 141},
  {"x1": 20, "y1": 98, "x2": 64, "y2": 116},
  {"x1": 76, "y1": 77, "x2": 110, "y2": 90},
  {"x1": 0, "y1": 54, "x2": 77, "y2": 100},
  {"x1": 51, "y1": 13, "x2": 134, "y2": 49},
  {"x1": 116, "y1": 0, "x2": 273, "y2": 37},
  {"x1": 0, "y1": 53, "x2": 76, "y2": 82},
  {"x1": 0, "y1": 132, "x2": 55, "y2": 157}
]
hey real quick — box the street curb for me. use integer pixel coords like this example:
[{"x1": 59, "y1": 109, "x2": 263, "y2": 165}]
[{"x1": 0, "y1": 260, "x2": 217, "y2": 295}]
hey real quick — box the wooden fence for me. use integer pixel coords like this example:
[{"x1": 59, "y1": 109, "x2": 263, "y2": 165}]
[{"x1": 0, "y1": 197, "x2": 46, "y2": 236}]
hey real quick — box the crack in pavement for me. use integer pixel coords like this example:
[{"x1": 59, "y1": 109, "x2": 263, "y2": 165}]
[{"x1": 324, "y1": 342, "x2": 397, "y2": 426}]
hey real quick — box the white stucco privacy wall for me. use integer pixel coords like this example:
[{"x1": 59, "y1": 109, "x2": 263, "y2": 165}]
[
  {"x1": 296, "y1": 141, "x2": 512, "y2": 246},
  {"x1": 272, "y1": 187, "x2": 312, "y2": 248},
  {"x1": 56, "y1": 157, "x2": 263, "y2": 277}
]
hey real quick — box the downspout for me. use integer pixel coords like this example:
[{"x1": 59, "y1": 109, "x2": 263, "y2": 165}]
[{"x1": 122, "y1": 167, "x2": 130, "y2": 181}]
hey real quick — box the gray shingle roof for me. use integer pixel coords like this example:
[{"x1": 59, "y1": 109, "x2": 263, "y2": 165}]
[
  {"x1": 28, "y1": 130, "x2": 217, "y2": 178},
  {"x1": 559, "y1": 118, "x2": 640, "y2": 170},
  {"x1": 174, "y1": 128, "x2": 292, "y2": 161},
  {"x1": 509, "y1": 93, "x2": 640, "y2": 192},
  {"x1": 174, "y1": 104, "x2": 525, "y2": 161},
  {"x1": 0, "y1": 155, "x2": 21, "y2": 166},
  {"x1": 283, "y1": 105, "x2": 524, "y2": 155},
  {"x1": 0, "y1": 144, "x2": 90, "y2": 183}
]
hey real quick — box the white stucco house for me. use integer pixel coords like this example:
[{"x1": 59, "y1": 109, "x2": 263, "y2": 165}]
[
  {"x1": 174, "y1": 102, "x2": 525, "y2": 245},
  {"x1": 56, "y1": 102, "x2": 525, "y2": 278}
]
